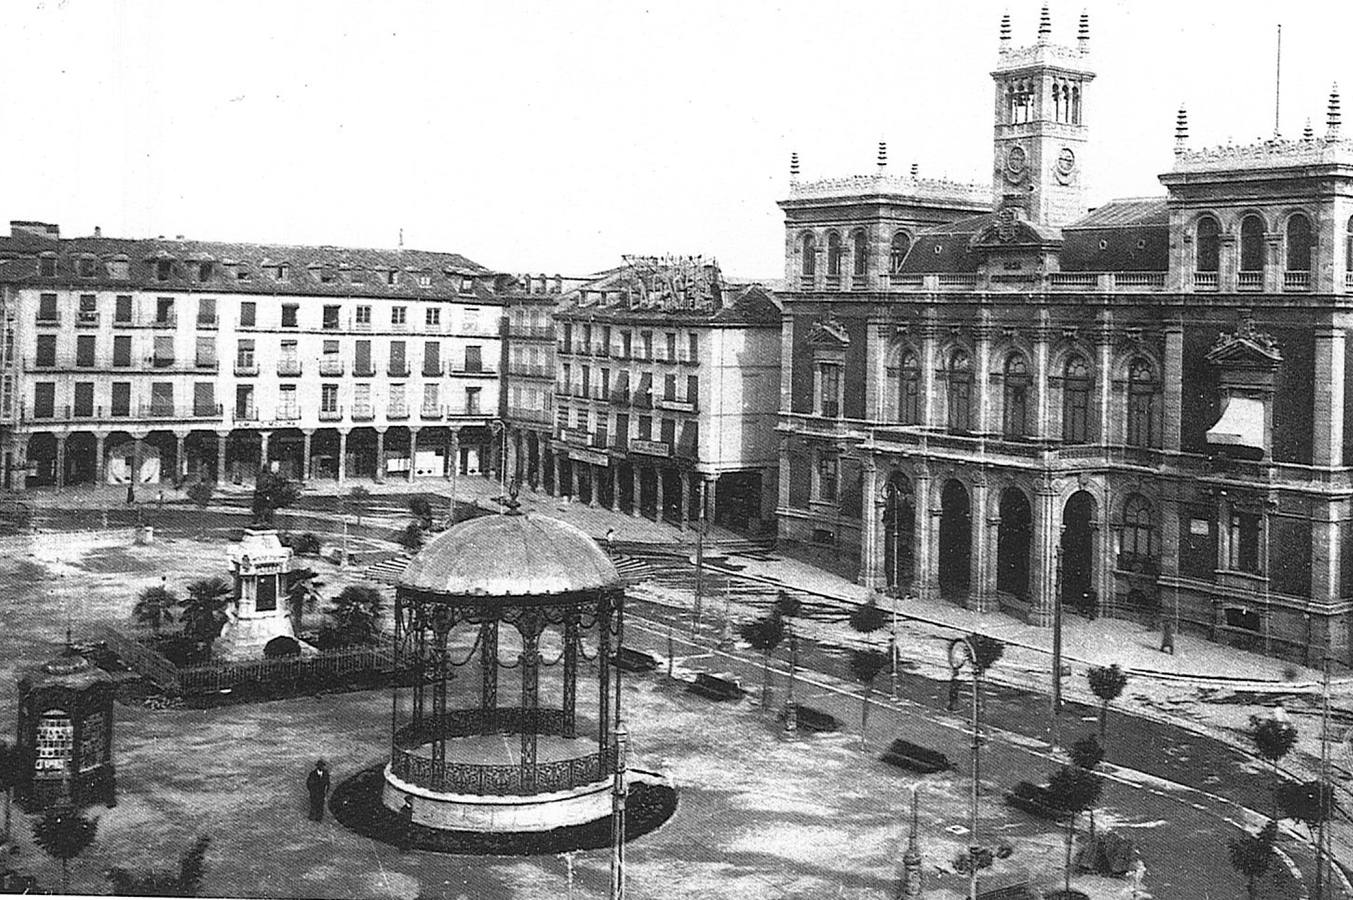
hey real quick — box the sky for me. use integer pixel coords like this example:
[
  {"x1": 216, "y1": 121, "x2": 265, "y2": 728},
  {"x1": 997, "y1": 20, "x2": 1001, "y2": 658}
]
[{"x1": 1, "y1": 0, "x2": 1350, "y2": 279}]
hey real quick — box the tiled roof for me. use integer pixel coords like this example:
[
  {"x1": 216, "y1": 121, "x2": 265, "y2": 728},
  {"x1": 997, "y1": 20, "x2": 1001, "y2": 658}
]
[
  {"x1": 0, "y1": 231, "x2": 498, "y2": 302},
  {"x1": 1065, "y1": 197, "x2": 1169, "y2": 230},
  {"x1": 1061, "y1": 198, "x2": 1169, "y2": 272}
]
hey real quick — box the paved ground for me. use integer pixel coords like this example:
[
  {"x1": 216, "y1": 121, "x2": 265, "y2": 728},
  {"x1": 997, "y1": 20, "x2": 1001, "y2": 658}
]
[{"x1": 2, "y1": 476, "x2": 1348, "y2": 897}]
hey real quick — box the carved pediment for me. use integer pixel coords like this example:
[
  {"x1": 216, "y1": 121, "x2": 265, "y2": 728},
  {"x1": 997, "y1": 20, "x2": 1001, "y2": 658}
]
[
  {"x1": 1205, "y1": 319, "x2": 1282, "y2": 368},
  {"x1": 807, "y1": 316, "x2": 850, "y2": 347}
]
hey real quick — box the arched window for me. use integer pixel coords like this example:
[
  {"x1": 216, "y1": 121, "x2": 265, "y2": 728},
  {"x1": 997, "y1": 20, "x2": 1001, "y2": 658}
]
[
  {"x1": 1053, "y1": 82, "x2": 1063, "y2": 122},
  {"x1": 1346, "y1": 216, "x2": 1353, "y2": 275},
  {"x1": 1071, "y1": 85, "x2": 1081, "y2": 124},
  {"x1": 1126, "y1": 357, "x2": 1157, "y2": 448},
  {"x1": 1286, "y1": 213, "x2": 1313, "y2": 271},
  {"x1": 826, "y1": 232, "x2": 843, "y2": 277},
  {"x1": 1240, "y1": 215, "x2": 1266, "y2": 272},
  {"x1": 1003, "y1": 352, "x2": 1030, "y2": 439},
  {"x1": 851, "y1": 229, "x2": 868, "y2": 277},
  {"x1": 946, "y1": 349, "x2": 973, "y2": 433},
  {"x1": 1195, "y1": 216, "x2": 1221, "y2": 272},
  {"x1": 889, "y1": 232, "x2": 912, "y2": 274},
  {"x1": 36, "y1": 709, "x2": 73, "y2": 774},
  {"x1": 1062, "y1": 354, "x2": 1092, "y2": 443},
  {"x1": 1122, "y1": 495, "x2": 1155, "y2": 562},
  {"x1": 800, "y1": 233, "x2": 816, "y2": 277},
  {"x1": 899, "y1": 352, "x2": 921, "y2": 425}
]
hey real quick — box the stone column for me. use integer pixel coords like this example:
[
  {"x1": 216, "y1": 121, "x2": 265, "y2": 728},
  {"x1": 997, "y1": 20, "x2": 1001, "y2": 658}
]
[
  {"x1": 258, "y1": 431, "x2": 271, "y2": 474},
  {"x1": 337, "y1": 430, "x2": 348, "y2": 483},
  {"x1": 174, "y1": 431, "x2": 187, "y2": 483},
  {"x1": 1033, "y1": 318, "x2": 1051, "y2": 440},
  {"x1": 680, "y1": 474, "x2": 691, "y2": 532},
  {"x1": 1264, "y1": 233, "x2": 1283, "y2": 294},
  {"x1": 94, "y1": 433, "x2": 107, "y2": 485},
  {"x1": 408, "y1": 427, "x2": 420, "y2": 482},
  {"x1": 708, "y1": 474, "x2": 719, "y2": 525},
  {"x1": 570, "y1": 458, "x2": 580, "y2": 500},
  {"x1": 215, "y1": 431, "x2": 227, "y2": 483},
  {"x1": 779, "y1": 313, "x2": 794, "y2": 417},
  {"x1": 587, "y1": 464, "x2": 599, "y2": 507},
  {"x1": 1163, "y1": 320, "x2": 1184, "y2": 452},
  {"x1": 777, "y1": 436, "x2": 791, "y2": 514},
  {"x1": 132, "y1": 435, "x2": 146, "y2": 487},
  {"x1": 449, "y1": 428, "x2": 461, "y2": 516},
  {"x1": 974, "y1": 321, "x2": 993, "y2": 435},
  {"x1": 1311, "y1": 500, "x2": 1342, "y2": 609},
  {"x1": 631, "y1": 464, "x2": 642, "y2": 518},
  {"x1": 1218, "y1": 233, "x2": 1239, "y2": 293},
  {"x1": 54, "y1": 434, "x2": 67, "y2": 490},
  {"x1": 1314, "y1": 327, "x2": 1346, "y2": 467},
  {"x1": 969, "y1": 475, "x2": 992, "y2": 611},
  {"x1": 544, "y1": 444, "x2": 555, "y2": 496},
  {"x1": 913, "y1": 467, "x2": 935, "y2": 600},
  {"x1": 655, "y1": 468, "x2": 665, "y2": 523},
  {"x1": 1028, "y1": 475, "x2": 1059, "y2": 626},
  {"x1": 300, "y1": 429, "x2": 313, "y2": 482},
  {"x1": 864, "y1": 321, "x2": 889, "y2": 422},
  {"x1": 919, "y1": 322, "x2": 939, "y2": 427},
  {"x1": 859, "y1": 455, "x2": 885, "y2": 588},
  {"x1": 1095, "y1": 321, "x2": 1113, "y2": 445},
  {"x1": 374, "y1": 428, "x2": 386, "y2": 483},
  {"x1": 609, "y1": 466, "x2": 619, "y2": 512}
]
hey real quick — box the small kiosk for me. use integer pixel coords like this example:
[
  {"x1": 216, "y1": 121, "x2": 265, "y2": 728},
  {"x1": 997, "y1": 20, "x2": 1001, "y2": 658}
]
[{"x1": 16, "y1": 653, "x2": 116, "y2": 810}]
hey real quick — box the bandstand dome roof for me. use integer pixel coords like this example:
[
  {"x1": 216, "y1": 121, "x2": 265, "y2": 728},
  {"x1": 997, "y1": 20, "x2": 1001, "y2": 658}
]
[{"x1": 398, "y1": 512, "x2": 620, "y2": 600}]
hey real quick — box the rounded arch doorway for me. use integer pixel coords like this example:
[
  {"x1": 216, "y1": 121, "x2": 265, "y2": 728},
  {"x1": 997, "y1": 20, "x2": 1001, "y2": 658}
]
[{"x1": 938, "y1": 479, "x2": 971, "y2": 599}]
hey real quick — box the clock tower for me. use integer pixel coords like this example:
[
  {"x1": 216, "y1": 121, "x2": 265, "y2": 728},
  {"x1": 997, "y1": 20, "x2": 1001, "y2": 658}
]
[{"x1": 991, "y1": 7, "x2": 1095, "y2": 230}]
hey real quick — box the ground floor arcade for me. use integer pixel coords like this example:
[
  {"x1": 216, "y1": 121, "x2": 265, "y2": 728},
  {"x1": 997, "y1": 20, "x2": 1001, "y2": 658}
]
[
  {"x1": 6, "y1": 424, "x2": 504, "y2": 491},
  {"x1": 777, "y1": 434, "x2": 1352, "y2": 666},
  {"x1": 501, "y1": 424, "x2": 773, "y2": 535}
]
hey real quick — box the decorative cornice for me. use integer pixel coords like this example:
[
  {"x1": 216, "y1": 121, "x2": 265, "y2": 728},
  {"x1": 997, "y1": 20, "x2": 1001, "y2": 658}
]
[
  {"x1": 1205, "y1": 318, "x2": 1282, "y2": 367},
  {"x1": 785, "y1": 172, "x2": 989, "y2": 206},
  {"x1": 1171, "y1": 135, "x2": 1353, "y2": 175}
]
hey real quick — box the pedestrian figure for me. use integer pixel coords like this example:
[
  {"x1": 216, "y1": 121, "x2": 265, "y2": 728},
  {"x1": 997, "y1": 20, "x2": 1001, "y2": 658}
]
[
  {"x1": 1159, "y1": 617, "x2": 1175, "y2": 655},
  {"x1": 125, "y1": 482, "x2": 135, "y2": 505},
  {"x1": 306, "y1": 759, "x2": 330, "y2": 822},
  {"x1": 156, "y1": 489, "x2": 164, "y2": 510},
  {"x1": 398, "y1": 795, "x2": 415, "y2": 853},
  {"x1": 605, "y1": 527, "x2": 616, "y2": 555}
]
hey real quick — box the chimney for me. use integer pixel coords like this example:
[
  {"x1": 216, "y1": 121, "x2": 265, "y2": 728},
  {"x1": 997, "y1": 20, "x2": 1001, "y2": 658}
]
[{"x1": 93, "y1": 225, "x2": 102, "y2": 238}]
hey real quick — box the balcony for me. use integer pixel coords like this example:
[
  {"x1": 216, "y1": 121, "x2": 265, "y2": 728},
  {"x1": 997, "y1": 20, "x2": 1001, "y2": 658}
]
[
  {"x1": 276, "y1": 407, "x2": 301, "y2": 422},
  {"x1": 151, "y1": 313, "x2": 178, "y2": 329},
  {"x1": 350, "y1": 319, "x2": 373, "y2": 333},
  {"x1": 678, "y1": 352, "x2": 699, "y2": 366},
  {"x1": 36, "y1": 311, "x2": 61, "y2": 326},
  {"x1": 234, "y1": 361, "x2": 259, "y2": 376},
  {"x1": 277, "y1": 360, "x2": 303, "y2": 377},
  {"x1": 196, "y1": 314, "x2": 219, "y2": 330},
  {"x1": 1237, "y1": 271, "x2": 1263, "y2": 291},
  {"x1": 799, "y1": 274, "x2": 815, "y2": 290},
  {"x1": 388, "y1": 404, "x2": 409, "y2": 420},
  {"x1": 1193, "y1": 271, "x2": 1219, "y2": 292},
  {"x1": 450, "y1": 365, "x2": 496, "y2": 377},
  {"x1": 194, "y1": 360, "x2": 220, "y2": 372},
  {"x1": 556, "y1": 342, "x2": 572, "y2": 356},
  {"x1": 320, "y1": 359, "x2": 346, "y2": 376},
  {"x1": 824, "y1": 274, "x2": 842, "y2": 291},
  {"x1": 1283, "y1": 270, "x2": 1310, "y2": 291},
  {"x1": 656, "y1": 397, "x2": 698, "y2": 413},
  {"x1": 113, "y1": 315, "x2": 134, "y2": 328},
  {"x1": 388, "y1": 363, "x2": 411, "y2": 377},
  {"x1": 354, "y1": 365, "x2": 376, "y2": 377},
  {"x1": 422, "y1": 363, "x2": 445, "y2": 377},
  {"x1": 136, "y1": 402, "x2": 223, "y2": 421},
  {"x1": 75, "y1": 310, "x2": 100, "y2": 328},
  {"x1": 234, "y1": 407, "x2": 259, "y2": 422},
  {"x1": 850, "y1": 274, "x2": 868, "y2": 291},
  {"x1": 420, "y1": 404, "x2": 444, "y2": 420},
  {"x1": 319, "y1": 406, "x2": 344, "y2": 422},
  {"x1": 352, "y1": 404, "x2": 375, "y2": 421}
]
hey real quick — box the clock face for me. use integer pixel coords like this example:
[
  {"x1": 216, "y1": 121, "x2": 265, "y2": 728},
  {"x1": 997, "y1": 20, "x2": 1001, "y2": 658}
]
[
  {"x1": 1004, "y1": 145, "x2": 1027, "y2": 183},
  {"x1": 1055, "y1": 147, "x2": 1077, "y2": 183}
]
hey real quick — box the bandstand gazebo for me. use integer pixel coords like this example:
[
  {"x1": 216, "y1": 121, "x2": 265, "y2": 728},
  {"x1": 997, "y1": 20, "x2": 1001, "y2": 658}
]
[{"x1": 382, "y1": 506, "x2": 628, "y2": 833}]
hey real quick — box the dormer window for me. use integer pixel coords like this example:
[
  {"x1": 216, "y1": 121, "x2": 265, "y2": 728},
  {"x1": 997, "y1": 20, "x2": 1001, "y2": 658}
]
[
  {"x1": 272, "y1": 264, "x2": 290, "y2": 282},
  {"x1": 351, "y1": 268, "x2": 366, "y2": 284},
  {"x1": 78, "y1": 257, "x2": 98, "y2": 278},
  {"x1": 197, "y1": 261, "x2": 213, "y2": 283},
  {"x1": 39, "y1": 256, "x2": 57, "y2": 277},
  {"x1": 418, "y1": 272, "x2": 431, "y2": 288},
  {"x1": 236, "y1": 269, "x2": 252, "y2": 282},
  {"x1": 387, "y1": 270, "x2": 399, "y2": 286},
  {"x1": 156, "y1": 260, "x2": 173, "y2": 282},
  {"x1": 460, "y1": 276, "x2": 475, "y2": 294},
  {"x1": 319, "y1": 267, "x2": 336, "y2": 284}
]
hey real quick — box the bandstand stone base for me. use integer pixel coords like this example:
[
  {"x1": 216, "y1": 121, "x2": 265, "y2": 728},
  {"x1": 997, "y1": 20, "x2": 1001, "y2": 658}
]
[{"x1": 382, "y1": 765, "x2": 614, "y2": 833}]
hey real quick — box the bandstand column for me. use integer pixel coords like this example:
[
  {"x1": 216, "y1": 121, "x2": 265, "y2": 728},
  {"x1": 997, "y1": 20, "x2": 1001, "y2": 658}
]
[
  {"x1": 431, "y1": 614, "x2": 450, "y2": 772},
  {"x1": 412, "y1": 603, "x2": 427, "y2": 734},
  {"x1": 597, "y1": 594, "x2": 612, "y2": 759},
  {"x1": 480, "y1": 620, "x2": 498, "y2": 734},
  {"x1": 563, "y1": 614, "x2": 579, "y2": 738},
  {"x1": 520, "y1": 623, "x2": 542, "y2": 792}
]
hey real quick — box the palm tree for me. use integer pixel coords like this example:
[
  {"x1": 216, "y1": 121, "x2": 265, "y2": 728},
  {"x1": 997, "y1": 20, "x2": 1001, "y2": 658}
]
[
  {"x1": 285, "y1": 568, "x2": 324, "y2": 633},
  {"x1": 324, "y1": 585, "x2": 385, "y2": 647},
  {"x1": 1087, "y1": 664, "x2": 1128, "y2": 747},
  {"x1": 32, "y1": 806, "x2": 98, "y2": 894},
  {"x1": 0, "y1": 740, "x2": 33, "y2": 849},
  {"x1": 347, "y1": 486, "x2": 372, "y2": 528},
  {"x1": 133, "y1": 584, "x2": 179, "y2": 634},
  {"x1": 1069, "y1": 734, "x2": 1105, "y2": 839},
  {"x1": 1251, "y1": 713, "x2": 1298, "y2": 817},
  {"x1": 1228, "y1": 821, "x2": 1277, "y2": 900},
  {"x1": 849, "y1": 647, "x2": 889, "y2": 749},
  {"x1": 181, "y1": 577, "x2": 231, "y2": 648},
  {"x1": 1047, "y1": 764, "x2": 1102, "y2": 898},
  {"x1": 738, "y1": 610, "x2": 785, "y2": 709},
  {"x1": 250, "y1": 469, "x2": 301, "y2": 527}
]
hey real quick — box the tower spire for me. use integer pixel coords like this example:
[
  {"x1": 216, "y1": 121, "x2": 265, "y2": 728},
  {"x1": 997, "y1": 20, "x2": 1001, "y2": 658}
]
[
  {"x1": 1174, "y1": 104, "x2": 1189, "y2": 155},
  {"x1": 877, "y1": 141, "x2": 887, "y2": 169},
  {"x1": 1078, "y1": 10, "x2": 1090, "y2": 48},
  {"x1": 1328, "y1": 84, "x2": 1342, "y2": 139},
  {"x1": 910, "y1": 162, "x2": 919, "y2": 179},
  {"x1": 1037, "y1": 5, "x2": 1051, "y2": 40},
  {"x1": 999, "y1": 11, "x2": 1011, "y2": 45},
  {"x1": 790, "y1": 151, "x2": 800, "y2": 180}
]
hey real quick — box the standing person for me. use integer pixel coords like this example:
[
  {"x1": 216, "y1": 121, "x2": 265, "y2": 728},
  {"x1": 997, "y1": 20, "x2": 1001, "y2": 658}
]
[
  {"x1": 605, "y1": 527, "x2": 616, "y2": 556},
  {"x1": 398, "y1": 796, "x2": 415, "y2": 853},
  {"x1": 1159, "y1": 617, "x2": 1175, "y2": 655},
  {"x1": 306, "y1": 759, "x2": 330, "y2": 822}
]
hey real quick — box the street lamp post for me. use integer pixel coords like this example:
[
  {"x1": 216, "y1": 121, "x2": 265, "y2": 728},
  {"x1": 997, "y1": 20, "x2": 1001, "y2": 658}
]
[
  {"x1": 887, "y1": 480, "x2": 902, "y2": 698},
  {"x1": 692, "y1": 479, "x2": 706, "y2": 640},
  {"x1": 1051, "y1": 542, "x2": 1065, "y2": 749},
  {"x1": 948, "y1": 636, "x2": 985, "y2": 900}
]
